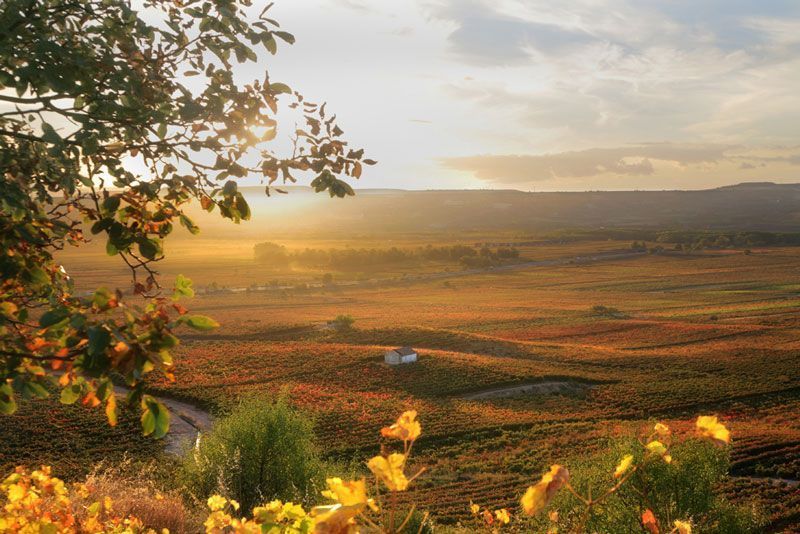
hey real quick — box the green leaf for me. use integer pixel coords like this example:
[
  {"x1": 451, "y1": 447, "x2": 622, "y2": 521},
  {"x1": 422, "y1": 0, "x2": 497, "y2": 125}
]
[
  {"x1": 179, "y1": 214, "x2": 200, "y2": 235},
  {"x1": 92, "y1": 287, "x2": 113, "y2": 308},
  {"x1": 41, "y1": 122, "x2": 62, "y2": 145},
  {"x1": 28, "y1": 266, "x2": 50, "y2": 286},
  {"x1": 273, "y1": 31, "x2": 295, "y2": 44},
  {"x1": 269, "y1": 82, "x2": 291, "y2": 95},
  {"x1": 40, "y1": 308, "x2": 69, "y2": 328},
  {"x1": 263, "y1": 34, "x2": 277, "y2": 54},
  {"x1": 222, "y1": 180, "x2": 238, "y2": 196},
  {"x1": 60, "y1": 384, "x2": 83, "y2": 405},
  {"x1": 141, "y1": 405, "x2": 156, "y2": 435},
  {"x1": 102, "y1": 196, "x2": 120, "y2": 214},
  {"x1": 235, "y1": 193, "x2": 251, "y2": 220},
  {"x1": 0, "y1": 384, "x2": 16, "y2": 415},
  {"x1": 184, "y1": 315, "x2": 219, "y2": 331},
  {"x1": 23, "y1": 382, "x2": 50, "y2": 400},
  {"x1": 173, "y1": 274, "x2": 195, "y2": 300},
  {"x1": 141, "y1": 396, "x2": 170, "y2": 438},
  {"x1": 87, "y1": 325, "x2": 111, "y2": 357},
  {"x1": 138, "y1": 238, "x2": 160, "y2": 260},
  {"x1": 157, "y1": 123, "x2": 168, "y2": 139}
]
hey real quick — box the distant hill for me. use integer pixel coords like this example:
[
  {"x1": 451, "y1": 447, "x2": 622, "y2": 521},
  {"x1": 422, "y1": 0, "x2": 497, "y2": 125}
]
[{"x1": 184, "y1": 182, "x2": 800, "y2": 239}]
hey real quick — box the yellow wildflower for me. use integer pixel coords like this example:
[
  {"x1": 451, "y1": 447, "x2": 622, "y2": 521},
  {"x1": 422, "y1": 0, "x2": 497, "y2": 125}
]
[
  {"x1": 696, "y1": 415, "x2": 730, "y2": 446},
  {"x1": 646, "y1": 440, "x2": 672, "y2": 464},
  {"x1": 281, "y1": 502, "x2": 306, "y2": 521},
  {"x1": 7, "y1": 483, "x2": 26, "y2": 503},
  {"x1": 207, "y1": 494, "x2": 228, "y2": 512},
  {"x1": 380, "y1": 410, "x2": 421, "y2": 442},
  {"x1": 614, "y1": 454, "x2": 634, "y2": 479},
  {"x1": 252, "y1": 500, "x2": 286, "y2": 523},
  {"x1": 470, "y1": 500, "x2": 480, "y2": 515},
  {"x1": 674, "y1": 519, "x2": 692, "y2": 534},
  {"x1": 495, "y1": 508, "x2": 511, "y2": 524},
  {"x1": 367, "y1": 453, "x2": 409, "y2": 491},
  {"x1": 520, "y1": 465, "x2": 569, "y2": 516}
]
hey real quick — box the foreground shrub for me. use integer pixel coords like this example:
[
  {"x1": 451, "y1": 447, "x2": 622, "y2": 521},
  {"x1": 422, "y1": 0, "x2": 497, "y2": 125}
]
[
  {"x1": 521, "y1": 434, "x2": 763, "y2": 533},
  {"x1": 180, "y1": 397, "x2": 324, "y2": 515},
  {"x1": 0, "y1": 466, "x2": 146, "y2": 533},
  {"x1": 78, "y1": 462, "x2": 199, "y2": 533}
]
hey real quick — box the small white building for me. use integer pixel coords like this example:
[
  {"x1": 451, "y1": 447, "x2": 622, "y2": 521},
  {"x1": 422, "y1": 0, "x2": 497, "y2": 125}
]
[{"x1": 385, "y1": 346, "x2": 418, "y2": 365}]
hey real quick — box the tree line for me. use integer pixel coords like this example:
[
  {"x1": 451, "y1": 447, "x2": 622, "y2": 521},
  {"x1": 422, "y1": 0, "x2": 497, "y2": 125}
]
[{"x1": 253, "y1": 242, "x2": 521, "y2": 270}]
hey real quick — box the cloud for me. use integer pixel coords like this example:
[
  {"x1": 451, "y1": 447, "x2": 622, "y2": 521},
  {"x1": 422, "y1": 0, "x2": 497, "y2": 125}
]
[
  {"x1": 442, "y1": 143, "x2": 734, "y2": 183},
  {"x1": 265, "y1": 0, "x2": 800, "y2": 190}
]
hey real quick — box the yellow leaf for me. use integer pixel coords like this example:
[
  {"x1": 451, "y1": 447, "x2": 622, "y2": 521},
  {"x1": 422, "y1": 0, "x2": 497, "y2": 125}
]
[
  {"x1": 321, "y1": 478, "x2": 375, "y2": 510},
  {"x1": 207, "y1": 495, "x2": 227, "y2": 511},
  {"x1": 645, "y1": 440, "x2": 672, "y2": 464},
  {"x1": 520, "y1": 465, "x2": 569, "y2": 516},
  {"x1": 367, "y1": 453, "x2": 409, "y2": 491},
  {"x1": 469, "y1": 501, "x2": 480, "y2": 515},
  {"x1": 614, "y1": 454, "x2": 634, "y2": 479},
  {"x1": 380, "y1": 410, "x2": 421, "y2": 442},
  {"x1": 674, "y1": 520, "x2": 692, "y2": 534},
  {"x1": 105, "y1": 394, "x2": 117, "y2": 427},
  {"x1": 696, "y1": 415, "x2": 731, "y2": 446},
  {"x1": 7, "y1": 484, "x2": 26, "y2": 503},
  {"x1": 310, "y1": 504, "x2": 361, "y2": 532},
  {"x1": 495, "y1": 508, "x2": 510, "y2": 524}
]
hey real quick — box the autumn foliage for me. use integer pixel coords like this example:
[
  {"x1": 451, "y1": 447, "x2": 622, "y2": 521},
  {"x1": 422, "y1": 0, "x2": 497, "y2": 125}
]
[{"x1": 0, "y1": 410, "x2": 746, "y2": 533}]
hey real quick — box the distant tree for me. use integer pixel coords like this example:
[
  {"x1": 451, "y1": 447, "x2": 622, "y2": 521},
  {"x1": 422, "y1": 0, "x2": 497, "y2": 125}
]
[
  {"x1": 330, "y1": 314, "x2": 355, "y2": 332},
  {"x1": 253, "y1": 242, "x2": 290, "y2": 268},
  {"x1": 0, "y1": 1, "x2": 371, "y2": 433}
]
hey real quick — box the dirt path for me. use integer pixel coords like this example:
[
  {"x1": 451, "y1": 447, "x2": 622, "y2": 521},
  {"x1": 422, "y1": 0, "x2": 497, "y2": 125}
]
[{"x1": 113, "y1": 386, "x2": 213, "y2": 455}]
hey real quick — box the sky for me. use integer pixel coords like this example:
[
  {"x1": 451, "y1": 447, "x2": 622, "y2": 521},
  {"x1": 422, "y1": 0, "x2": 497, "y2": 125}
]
[{"x1": 256, "y1": 0, "x2": 800, "y2": 191}]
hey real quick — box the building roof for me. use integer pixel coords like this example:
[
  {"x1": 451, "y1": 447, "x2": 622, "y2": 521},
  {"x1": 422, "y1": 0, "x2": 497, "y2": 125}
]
[{"x1": 391, "y1": 346, "x2": 416, "y2": 356}]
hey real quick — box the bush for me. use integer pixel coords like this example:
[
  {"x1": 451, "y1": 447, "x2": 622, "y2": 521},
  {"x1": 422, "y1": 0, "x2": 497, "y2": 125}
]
[
  {"x1": 180, "y1": 397, "x2": 324, "y2": 514},
  {"x1": 330, "y1": 314, "x2": 355, "y2": 332},
  {"x1": 525, "y1": 435, "x2": 764, "y2": 533},
  {"x1": 590, "y1": 305, "x2": 628, "y2": 319},
  {"x1": 78, "y1": 461, "x2": 200, "y2": 533}
]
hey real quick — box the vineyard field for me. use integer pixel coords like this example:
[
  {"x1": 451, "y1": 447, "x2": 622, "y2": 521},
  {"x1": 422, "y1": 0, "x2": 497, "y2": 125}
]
[{"x1": 43, "y1": 242, "x2": 800, "y2": 527}]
